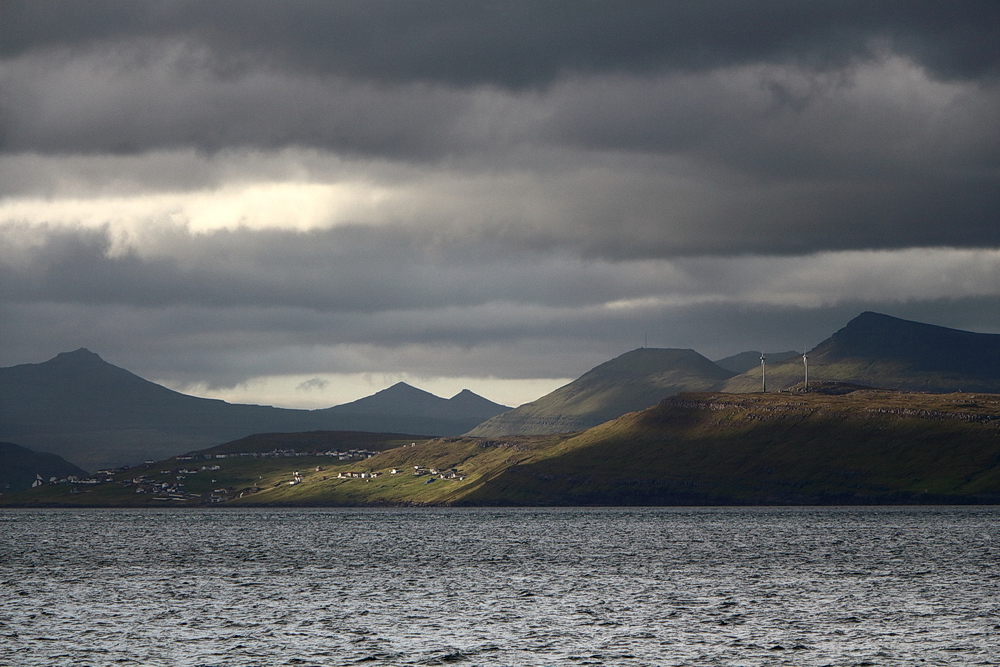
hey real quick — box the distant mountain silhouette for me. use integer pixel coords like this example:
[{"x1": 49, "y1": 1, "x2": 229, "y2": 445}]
[
  {"x1": 320, "y1": 382, "x2": 508, "y2": 422},
  {"x1": 0, "y1": 441, "x2": 89, "y2": 494},
  {"x1": 466, "y1": 348, "x2": 735, "y2": 437},
  {"x1": 714, "y1": 350, "x2": 799, "y2": 374},
  {"x1": 718, "y1": 312, "x2": 1000, "y2": 393},
  {"x1": 0, "y1": 349, "x2": 509, "y2": 472},
  {"x1": 10, "y1": 312, "x2": 1000, "y2": 471}
]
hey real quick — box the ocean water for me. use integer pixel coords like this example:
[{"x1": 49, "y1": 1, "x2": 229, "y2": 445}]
[{"x1": 1, "y1": 507, "x2": 998, "y2": 667}]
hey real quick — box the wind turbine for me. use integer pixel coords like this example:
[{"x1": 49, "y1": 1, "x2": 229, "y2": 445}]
[
  {"x1": 802, "y1": 350, "x2": 809, "y2": 390},
  {"x1": 760, "y1": 352, "x2": 766, "y2": 393}
]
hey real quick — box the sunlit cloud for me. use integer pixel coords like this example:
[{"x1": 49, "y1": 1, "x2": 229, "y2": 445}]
[{"x1": 2, "y1": 2, "x2": 999, "y2": 407}]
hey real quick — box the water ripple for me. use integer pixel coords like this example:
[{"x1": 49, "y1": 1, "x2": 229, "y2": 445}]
[{"x1": 1, "y1": 507, "x2": 999, "y2": 666}]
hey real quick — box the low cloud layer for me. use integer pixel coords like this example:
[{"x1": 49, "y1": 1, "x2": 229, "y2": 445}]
[{"x1": 2, "y1": 2, "x2": 999, "y2": 405}]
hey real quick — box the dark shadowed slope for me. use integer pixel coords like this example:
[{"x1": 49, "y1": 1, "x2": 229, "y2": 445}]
[
  {"x1": 714, "y1": 350, "x2": 799, "y2": 374},
  {"x1": 0, "y1": 441, "x2": 89, "y2": 494},
  {"x1": 0, "y1": 349, "x2": 332, "y2": 471},
  {"x1": 457, "y1": 390, "x2": 1000, "y2": 506},
  {"x1": 466, "y1": 348, "x2": 736, "y2": 437},
  {"x1": 718, "y1": 312, "x2": 1000, "y2": 393},
  {"x1": 0, "y1": 350, "x2": 507, "y2": 472}
]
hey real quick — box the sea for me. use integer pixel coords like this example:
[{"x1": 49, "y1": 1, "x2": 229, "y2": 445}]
[{"x1": 1, "y1": 506, "x2": 998, "y2": 667}]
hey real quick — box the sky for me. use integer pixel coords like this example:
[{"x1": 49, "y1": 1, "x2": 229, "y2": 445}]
[{"x1": 2, "y1": 1, "x2": 999, "y2": 408}]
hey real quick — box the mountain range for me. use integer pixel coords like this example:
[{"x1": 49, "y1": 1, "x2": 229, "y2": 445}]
[
  {"x1": 6, "y1": 311, "x2": 1000, "y2": 473},
  {"x1": 0, "y1": 349, "x2": 508, "y2": 472},
  {"x1": 7, "y1": 387, "x2": 1000, "y2": 507},
  {"x1": 470, "y1": 312, "x2": 1000, "y2": 437}
]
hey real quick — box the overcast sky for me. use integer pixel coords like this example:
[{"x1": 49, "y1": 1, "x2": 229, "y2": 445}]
[{"x1": 2, "y1": 0, "x2": 999, "y2": 407}]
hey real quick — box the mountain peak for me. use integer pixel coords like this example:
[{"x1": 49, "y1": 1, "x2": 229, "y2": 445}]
[
  {"x1": 326, "y1": 381, "x2": 444, "y2": 415},
  {"x1": 380, "y1": 381, "x2": 434, "y2": 396},
  {"x1": 39, "y1": 348, "x2": 132, "y2": 379},
  {"x1": 588, "y1": 347, "x2": 733, "y2": 379},
  {"x1": 841, "y1": 311, "x2": 912, "y2": 332},
  {"x1": 447, "y1": 388, "x2": 510, "y2": 411},
  {"x1": 820, "y1": 311, "x2": 981, "y2": 363},
  {"x1": 799, "y1": 311, "x2": 1000, "y2": 384},
  {"x1": 51, "y1": 348, "x2": 104, "y2": 364}
]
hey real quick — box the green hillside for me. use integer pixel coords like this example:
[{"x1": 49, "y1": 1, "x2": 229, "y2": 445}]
[
  {"x1": 0, "y1": 431, "x2": 440, "y2": 507},
  {"x1": 461, "y1": 389, "x2": 1000, "y2": 505},
  {"x1": 466, "y1": 348, "x2": 735, "y2": 437},
  {"x1": 7, "y1": 389, "x2": 1000, "y2": 506},
  {"x1": 720, "y1": 312, "x2": 1000, "y2": 393}
]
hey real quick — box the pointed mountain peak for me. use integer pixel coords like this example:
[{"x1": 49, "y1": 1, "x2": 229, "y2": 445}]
[
  {"x1": 41, "y1": 348, "x2": 128, "y2": 377},
  {"x1": 376, "y1": 382, "x2": 437, "y2": 398},
  {"x1": 52, "y1": 348, "x2": 104, "y2": 363},
  {"x1": 448, "y1": 388, "x2": 482, "y2": 403},
  {"x1": 323, "y1": 382, "x2": 511, "y2": 420},
  {"x1": 448, "y1": 388, "x2": 510, "y2": 410},
  {"x1": 326, "y1": 381, "x2": 447, "y2": 415}
]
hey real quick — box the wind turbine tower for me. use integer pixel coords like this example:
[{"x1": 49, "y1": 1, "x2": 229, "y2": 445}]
[
  {"x1": 760, "y1": 353, "x2": 766, "y2": 393},
  {"x1": 802, "y1": 351, "x2": 809, "y2": 390}
]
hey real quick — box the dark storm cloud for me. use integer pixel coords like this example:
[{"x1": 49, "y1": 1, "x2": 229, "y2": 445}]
[
  {"x1": 2, "y1": 1, "x2": 997, "y2": 259},
  {"x1": 3, "y1": 0, "x2": 1000, "y2": 400},
  {"x1": 0, "y1": 54, "x2": 480, "y2": 157},
  {"x1": 3, "y1": 1, "x2": 999, "y2": 156},
  {"x1": 4, "y1": 0, "x2": 999, "y2": 86},
  {"x1": 0, "y1": 223, "x2": 687, "y2": 312}
]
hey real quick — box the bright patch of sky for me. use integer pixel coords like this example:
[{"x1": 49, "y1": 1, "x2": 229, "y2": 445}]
[{"x1": 159, "y1": 373, "x2": 570, "y2": 410}]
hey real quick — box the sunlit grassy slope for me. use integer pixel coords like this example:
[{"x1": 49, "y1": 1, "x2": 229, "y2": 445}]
[
  {"x1": 467, "y1": 348, "x2": 735, "y2": 437},
  {"x1": 6, "y1": 389, "x2": 1000, "y2": 506},
  {"x1": 461, "y1": 390, "x2": 1000, "y2": 505}
]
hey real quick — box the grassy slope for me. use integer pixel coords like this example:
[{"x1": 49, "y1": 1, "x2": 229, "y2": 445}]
[
  {"x1": 468, "y1": 348, "x2": 734, "y2": 437},
  {"x1": 0, "y1": 432, "x2": 437, "y2": 507},
  {"x1": 718, "y1": 358, "x2": 1000, "y2": 393},
  {"x1": 197, "y1": 430, "x2": 431, "y2": 455},
  {"x1": 719, "y1": 313, "x2": 1000, "y2": 394},
  {"x1": 462, "y1": 390, "x2": 1000, "y2": 505},
  {"x1": 6, "y1": 391, "x2": 1000, "y2": 506},
  {"x1": 233, "y1": 435, "x2": 567, "y2": 506}
]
